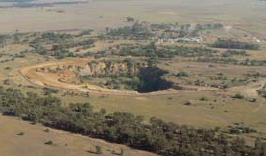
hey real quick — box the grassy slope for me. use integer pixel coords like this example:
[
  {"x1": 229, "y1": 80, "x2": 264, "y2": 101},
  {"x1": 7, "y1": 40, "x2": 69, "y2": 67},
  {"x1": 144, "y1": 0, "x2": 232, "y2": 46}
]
[{"x1": 0, "y1": 115, "x2": 159, "y2": 156}]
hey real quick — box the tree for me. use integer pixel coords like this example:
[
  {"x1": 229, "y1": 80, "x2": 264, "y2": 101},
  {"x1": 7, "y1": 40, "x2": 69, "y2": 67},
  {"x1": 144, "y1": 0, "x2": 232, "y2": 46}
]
[
  {"x1": 233, "y1": 94, "x2": 244, "y2": 99},
  {"x1": 148, "y1": 56, "x2": 158, "y2": 67},
  {"x1": 0, "y1": 86, "x2": 266, "y2": 156},
  {"x1": 120, "y1": 148, "x2": 125, "y2": 156},
  {"x1": 126, "y1": 17, "x2": 134, "y2": 22},
  {"x1": 44, "y1": 140, "x2": 53, "y2": 145},
  {"x1": 177, "y1": 71, "x2": 189, "y2": 77}
]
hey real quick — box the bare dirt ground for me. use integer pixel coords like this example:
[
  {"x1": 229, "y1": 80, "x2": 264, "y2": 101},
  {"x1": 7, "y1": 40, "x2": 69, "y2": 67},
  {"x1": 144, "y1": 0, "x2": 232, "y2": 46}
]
[
  {"x1": 19, "y1": 58, "x2": 224, "y2": 96},
  {"x1": 19, "y1": 58, "x2": 143, "y2": 95},
  {"x1": 0, "y1": 114, "x2": 159, "y2": 156},
  {"x1": 18, "y1": 57, "x2": 266, "y2": 98}
]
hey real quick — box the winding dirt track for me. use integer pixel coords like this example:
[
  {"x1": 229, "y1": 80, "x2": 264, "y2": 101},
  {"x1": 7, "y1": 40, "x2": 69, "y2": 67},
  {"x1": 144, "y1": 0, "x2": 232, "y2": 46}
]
[
  {"x1": 19, "y1": 59, "x2": 220, "y2": 97},
  {"x1": 20, "y1": 58, "x2": 266, "y2": 99},
  {"x1": 19, "y1": 60, "x2": 177, "y2": 96}
]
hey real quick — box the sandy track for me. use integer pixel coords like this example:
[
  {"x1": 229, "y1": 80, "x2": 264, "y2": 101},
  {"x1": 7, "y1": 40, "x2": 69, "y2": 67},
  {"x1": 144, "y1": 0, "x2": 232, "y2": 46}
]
[
  {"x1": 20, "y1": 59, "x2": 266, "y2": 101},
  {"x1": 19, "y1": 59, "x2": 183, "y2": 96},
  {"x1": 18, "y1": 59, "x2": 266, "y2": 113},
  {"x1": 27, "y1": 57, "x2": 266, "y2": 99}
]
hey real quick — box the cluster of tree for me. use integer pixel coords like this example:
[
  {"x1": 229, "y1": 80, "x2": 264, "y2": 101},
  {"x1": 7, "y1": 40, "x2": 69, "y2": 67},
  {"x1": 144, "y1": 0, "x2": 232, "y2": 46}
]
[
  {"x1": 126, "y1": 17, "x2": 135, "y2": 22},
  {"x1": 31, "y1": 30, "x2": 94, "y2": 45},
  {"x1": 115, "y1": 42, "x2": 218, "y2": 58},
  {"x1": 43, "y1": 87, "x2": 59, "y2": 95},
  {"x1": 77, "y1": 29, "x2": 93, "y2": 36},
  {"x1": 150, "y1": 23, "x2": 172, "y2": 30},
  {"x1": 221, "y1": 50, "x2": 249, "y2": 57},
  {"x1": 30, "y1": 44, "x2": 48, "y2": 55},
  {"x1": 196, "y1": 57, "x2": 239, "y2": 64},
  {"x1": 29, "y1": 31, "x2": 95, "y2": 59},
  {"x1": 196, "y1": 57, "x2": 266, "y2": 67},
  {"x1": 227, "y1": 123, "x2": 257, "y2": 134},
  {"x1": 0, "y1": 87, "x2": 266, "y2": 156},
  {"x1": 191, "y1": 23, "x2": 223, "y2": 36},
  {"x1": 150, "y1": 23, "x2": 190, "y2": 38},
  {"x1": 212, "y1": 38, "x2": 260, "y2": 50},
  {"x1": 56, "y1": 39, "x2": 95, "y2": 49},
  {"x1": 103, "y1": 76, "x2": 140, "y2": 90},
  {"x1": 50, "y1": 44, "x2": 70, "y2": 59},
  {"x1": 77, "y1": 50, "x2": 109, "y2": 59},
  {"x1": 0, "y1": 34, "x2": 10, "y2": 45},
  {"x1": 151, "y1": 22, "x2": 211, "y2": 31},
  {"x1": 40, "y1": 32, "x2": 73, "y2": 44},
  {"x1": 158, "y1": 45, "x2": 218, "y2": 58},
  {"x1": 240, "y1": 59, "x2": 266, "y2": 66},
  {"x1": 30, "y1": 39, "x2": 94, "y2": 59},
  {"x1": 0, "y1": 33, "x2": 22, "y2": 45},
  {"x1": 137, "y1": 66, "x2": 173, "y2": 92},
  {"x1": 176, "y1": 71, "x2": 189, "y2": 77},
  {"x1": 30, "y1": 43, "x2": 70, "y2": 59},
  {"x1": 246, "y1": 72, "x2": 266, "y2": 78},
  {"x1": 195, "y1": 23, "x2": 223, "y2": 30},
  {"x1": 104, "y1": 22, "x2": 154, "y2": 40},
  {"x1": 258, "y1": 88, "x2": 266, "y2": 98}
]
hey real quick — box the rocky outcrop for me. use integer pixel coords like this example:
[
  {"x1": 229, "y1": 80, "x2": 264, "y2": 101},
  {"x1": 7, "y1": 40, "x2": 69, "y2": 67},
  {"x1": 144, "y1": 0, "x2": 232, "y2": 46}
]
[
  {"x1": 79, "y1": 60, "x2": 147, "y2": 77},
  {"x1": 36, "y1": 60, "x2": 147, "y2": 77},
  {"x1": 35, "y1": 59, "x2": 147, "y2": 84},
  {"x1": 33, "y1": 59, "x2": 176, "y2": 92}
]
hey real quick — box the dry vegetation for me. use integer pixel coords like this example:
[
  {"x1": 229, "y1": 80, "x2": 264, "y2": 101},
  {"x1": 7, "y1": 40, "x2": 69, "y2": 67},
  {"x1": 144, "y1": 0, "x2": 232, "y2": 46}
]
[{"x1": 1, "y1": 0, "x2": 266, "y2": 155}]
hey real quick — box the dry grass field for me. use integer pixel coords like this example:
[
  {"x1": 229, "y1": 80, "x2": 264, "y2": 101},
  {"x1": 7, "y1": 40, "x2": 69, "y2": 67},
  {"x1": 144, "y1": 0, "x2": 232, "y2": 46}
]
[
  {"x1": 1, "y1": 0, "x2": 266, "y2": 155},
  {"x1": 0, "y1": 0, "x2": 265, "y2": 36}
]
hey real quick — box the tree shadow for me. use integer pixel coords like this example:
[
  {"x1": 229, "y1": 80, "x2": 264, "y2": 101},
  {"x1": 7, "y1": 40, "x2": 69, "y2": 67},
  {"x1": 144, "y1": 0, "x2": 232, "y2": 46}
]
[{"x1": 87, "y1": 150, "x2": 97, "y2": 154}]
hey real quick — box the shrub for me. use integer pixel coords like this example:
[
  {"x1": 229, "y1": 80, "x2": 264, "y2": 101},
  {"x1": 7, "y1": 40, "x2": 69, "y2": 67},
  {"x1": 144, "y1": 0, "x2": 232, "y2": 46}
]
[
  {"x1": 120, "y1": 148, "x2": 124, "y2": 156},
  {"x1": 44, "y1": 140, "x2": 53, "y2": 145},
  {"x1": 200, "y1": 97, "x2": 208, "y2": 101},
  {"x1": 233, "y1": 94, "x2": 245, "y2": 99},
  {"x1": 17, "y1": 132, "x2": 25, "y2": 136},
  {"x1": 249, "y1": 98, "x2": 257, "y2": 102},
  {"x1": 95, "y1": 146, "x2": 102, "y2": 154},
  {"x1": 177, "y1": 71, "x2": 189, "y2": 77}
]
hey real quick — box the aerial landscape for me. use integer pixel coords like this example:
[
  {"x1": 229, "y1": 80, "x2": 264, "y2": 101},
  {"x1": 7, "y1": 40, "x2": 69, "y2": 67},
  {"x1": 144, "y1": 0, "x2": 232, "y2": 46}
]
[{"x1": 1, "y1": 0, "x2": 266, "y2": 155}]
